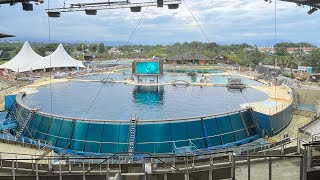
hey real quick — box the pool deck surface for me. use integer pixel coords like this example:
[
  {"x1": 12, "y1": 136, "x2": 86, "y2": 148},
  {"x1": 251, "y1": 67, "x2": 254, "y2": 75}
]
[
  {"x1": 0, "y1": 142, "x2": 52, "y2": 164},
  {"x1": 241, "y1": 85, "x2": 292, "y2": 115}
]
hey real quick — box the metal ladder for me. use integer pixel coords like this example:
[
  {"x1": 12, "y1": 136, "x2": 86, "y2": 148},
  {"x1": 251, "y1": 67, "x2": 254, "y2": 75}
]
[
  {"x1": 128, "y1": 113, "x2": 138, "y2": 153},
  {"x1": 248, "y1": 108, "x2": 268, "y2": 137},
  {"x1": 17, "y1": 110, "x2": 36, "y2": 138}
]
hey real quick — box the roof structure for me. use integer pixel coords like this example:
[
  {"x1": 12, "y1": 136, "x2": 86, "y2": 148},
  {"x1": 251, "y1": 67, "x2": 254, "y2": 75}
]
[
  {"x1": 0, "y1": 42, "x2": 84, "y2": 72},
  {"x1": 28, "y1": 44, "x2": 85, "y2": 71},
  {"x1": 0, "y1": 41, "x2": 43, "y2": 72},
  {"x1": 0, "y1": 33, "x2": 15, "y2": 38}
]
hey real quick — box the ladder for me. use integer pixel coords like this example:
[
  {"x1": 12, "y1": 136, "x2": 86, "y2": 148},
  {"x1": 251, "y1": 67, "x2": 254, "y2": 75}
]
[
  {"x1": 248, "y1": 108, "x2": 269, "y2": 137},
  {"x1": 17, "y1": 110, "x2": 36, "y2": 138},
  {"x1": 128, "y1": 113, "x2": 138, "y2": 153}
]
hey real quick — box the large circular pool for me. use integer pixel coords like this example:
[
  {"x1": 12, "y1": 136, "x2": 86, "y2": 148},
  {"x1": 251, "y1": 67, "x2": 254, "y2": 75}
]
[{"x1": 22, "y1": 81, "x2": 269, "y2": 120}]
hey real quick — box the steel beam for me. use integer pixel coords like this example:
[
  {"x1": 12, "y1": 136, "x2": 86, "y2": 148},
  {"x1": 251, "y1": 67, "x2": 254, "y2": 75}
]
[{"x1": 46, "y1": 0, "x2": 181, "y2": 13}]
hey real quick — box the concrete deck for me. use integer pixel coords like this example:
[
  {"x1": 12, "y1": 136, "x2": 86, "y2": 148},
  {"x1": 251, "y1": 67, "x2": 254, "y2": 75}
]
[
  {"x1": 0, "y1": 142, "x2": 52, "y2": 164},
  {"x1": 235, "y1": 157, "x2": 301, "y2": 180}
]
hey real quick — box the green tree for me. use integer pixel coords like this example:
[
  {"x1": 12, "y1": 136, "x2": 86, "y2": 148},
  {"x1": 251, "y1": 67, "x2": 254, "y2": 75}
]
[
  {"x1": 89, "y1": 44, "x2": 98, "y2": 53},
  {"x1": 76, "y1": 43, "x2": 87, "y2": 52},
  {"x1": 98, "y1": 43, "x2": 105, "y2": 53},
  {"x1": 0, "y1": 51, "x2": 11, "y2": 59}
]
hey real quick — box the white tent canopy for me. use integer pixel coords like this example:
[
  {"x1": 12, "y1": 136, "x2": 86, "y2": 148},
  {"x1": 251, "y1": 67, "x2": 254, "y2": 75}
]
[
  {"x1": 27, "y1": 43, "x2": 85, "y2": 71},
  {"x1": 0, "y1": 42, "x2": 84, "y2": 72},
  {"x1": 0, "y1": 41, "x2": 43, "y2": 72}
]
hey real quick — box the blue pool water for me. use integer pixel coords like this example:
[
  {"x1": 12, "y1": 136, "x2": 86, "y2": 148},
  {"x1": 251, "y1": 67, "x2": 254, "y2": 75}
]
[
  {"x1": 209, "y1": 75, "x2": 264, "y2": 86},
  {"x1": 297, "y1": 104, "x2": 317, "y2": 112},
  {"x1": 22, "y1": 81, "x2": 269, "y2": 120},
  {"x1": 77, "y1": 72, "x2": 264, "y2": 86},
  {"x1": 259, "y1": 100, "x2": 281, "y2": 107},
  {"x1": 76, "y1": 73, "x2": 131, "y2": 81},
  {"x1": 165, "y1": 68, "x2": 225, "y2": 74}
]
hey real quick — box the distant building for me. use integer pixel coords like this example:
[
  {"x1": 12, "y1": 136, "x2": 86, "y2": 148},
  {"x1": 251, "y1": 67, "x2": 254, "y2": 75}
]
[
  {"x1": 45, "y1": 51, "x2": 53, "y2": 56},
  {"x1": 310, "y1": 73, "x2": 320, "y2": 82},
  {"x1": 258, "y1": 47, "x2": 274, "y2": 54},
  {"x1": 84, "y1": 54, "x2": 94, "y2": 61},
  {"x1": 108, "y1": 47, "x2": 123, "y2": 55},
  {"x1": 286, "y1": 47, "x2": 318, "y2": 54},
  {"x1": 167, "y1": 52, "x2": 212, "y2": 65},
  {"x1": 256, "y1": 64, "x2": 282, "y2": 76},
  {"x1": 258, "y1": 47, "x2": 318, "y2": 54},
  {"x1": 213, "y1": 55, "x2": 230, "y2": 64},
  {"x1": 131, "y1": 49, "x2": 141, "y2": 53}
]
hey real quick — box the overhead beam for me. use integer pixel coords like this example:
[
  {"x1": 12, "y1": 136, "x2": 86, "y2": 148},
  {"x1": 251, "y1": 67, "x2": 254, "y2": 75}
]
[
  {"x1": 46, "y1": 0, "x2": 181, "y2": 13},
  {"x1": 0, "y1": 0, "x2": 43, "y2": 5},
  {"x1": 0, "y1": 33, "x2": 15, "y2": 38}
]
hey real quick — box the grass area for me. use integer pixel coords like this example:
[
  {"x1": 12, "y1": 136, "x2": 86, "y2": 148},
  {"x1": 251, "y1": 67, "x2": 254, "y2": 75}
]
[{"x1": 0, "y1": 60, "x2": 8, "y2": 65}]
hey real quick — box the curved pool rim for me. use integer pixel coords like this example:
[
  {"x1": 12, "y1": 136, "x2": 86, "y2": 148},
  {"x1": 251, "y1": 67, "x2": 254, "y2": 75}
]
[
  {"x1": 11, "y1": 84, "x2": 294, "y2": 155},
  {"x1": 14, "y1": 92, "x2": 263, "y2": 155}
]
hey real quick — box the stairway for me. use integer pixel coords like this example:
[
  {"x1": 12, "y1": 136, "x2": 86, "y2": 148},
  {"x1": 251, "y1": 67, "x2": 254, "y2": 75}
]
[
  {"x1": 17, "y1": 110, "x2": 36, "y2": 138},
  {"x1": 128, "y1": 114, "x2": 138, "y2": 153}
]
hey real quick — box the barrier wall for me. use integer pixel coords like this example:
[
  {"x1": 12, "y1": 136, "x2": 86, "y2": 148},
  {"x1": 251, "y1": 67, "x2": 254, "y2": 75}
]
[
  {"x1": 12, "y1": 93, "x2": 259, "y2": 154},
  {"x1": 255, "y1": 104, "x2": 293, "y2": 136},
  {"x1": 254, "y1": 84, "x2": 294, "y2": 136}
]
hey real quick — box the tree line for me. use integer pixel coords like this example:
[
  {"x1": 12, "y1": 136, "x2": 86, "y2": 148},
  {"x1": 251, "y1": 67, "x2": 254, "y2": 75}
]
[{"x1": 0, "y1": 41, "x2": 319, "y2": 72}]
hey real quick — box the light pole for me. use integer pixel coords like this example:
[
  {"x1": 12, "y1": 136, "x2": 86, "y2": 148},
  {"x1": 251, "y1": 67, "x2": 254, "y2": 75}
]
[{"x1": 82, "y1": 45, "x2": 85, "y2": 61}]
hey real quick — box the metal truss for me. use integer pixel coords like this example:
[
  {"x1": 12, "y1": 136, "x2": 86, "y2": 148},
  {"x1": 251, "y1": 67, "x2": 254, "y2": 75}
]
[{"x1": 46, "y1": 0, "x2": 181, "y2": 13}]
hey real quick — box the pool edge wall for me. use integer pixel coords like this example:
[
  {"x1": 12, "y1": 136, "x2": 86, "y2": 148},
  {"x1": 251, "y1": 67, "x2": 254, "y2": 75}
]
[
  {"x1": 255, "y1": 103, "x2": 293, "y2": 136},
  {"x1": 254, "y1": 84, "x2": 294, "y2": 136},
  {"x1": 13, "y1": 92, "x2": 261, "y2": 154}
]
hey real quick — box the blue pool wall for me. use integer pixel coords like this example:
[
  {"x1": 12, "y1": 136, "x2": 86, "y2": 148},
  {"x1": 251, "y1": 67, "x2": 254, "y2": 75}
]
[
  {"x1": 255, "y1": 103, "x2": 293, "y2": 136},
  {"x1": 254, "y1": 84, "x2": 293, "y2": 136},
  {"x1": 8, "y1": 89, "x2": 293, "y2": 155},
  {"x1": 5, "y1": 94, "x2": 17, "y2": 111},
  {"x1": 12, "y1": 96, "x2": 259, "y2": 154}
]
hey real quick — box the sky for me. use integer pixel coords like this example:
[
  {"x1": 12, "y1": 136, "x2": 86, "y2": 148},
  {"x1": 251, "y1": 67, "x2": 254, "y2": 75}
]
[{"x1": 0, "y1": 0, "x2": 320, "y2": 46}]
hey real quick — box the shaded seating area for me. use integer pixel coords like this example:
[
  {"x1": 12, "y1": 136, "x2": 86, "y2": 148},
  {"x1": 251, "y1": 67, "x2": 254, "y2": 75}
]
[
  {"x1": 167, "y1": 52, "x2": 212, "y2": 65},
  {"x1": 0, "y1": 41, "x2": 84, "y2": 73}
]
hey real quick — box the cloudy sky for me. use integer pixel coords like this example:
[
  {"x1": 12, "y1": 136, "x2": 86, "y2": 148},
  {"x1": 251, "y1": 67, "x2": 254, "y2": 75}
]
[{"x1": 0, "y1": 0, "x2": 320, "y2": 46}]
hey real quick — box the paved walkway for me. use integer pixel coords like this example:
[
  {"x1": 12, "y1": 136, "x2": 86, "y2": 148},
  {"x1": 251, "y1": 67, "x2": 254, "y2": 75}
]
[
  {"x1": 235, "y1": 157, "x2": 301, "y2": 180},
  {"x1": 305, "y1": 120, "x2": 320, "y2": 137},
  {"x1": 0, "y1": 142, "x2": 52, "y2": 164}
]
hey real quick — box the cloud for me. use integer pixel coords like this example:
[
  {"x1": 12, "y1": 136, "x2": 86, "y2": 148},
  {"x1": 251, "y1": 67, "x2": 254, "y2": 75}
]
[{"x1": 0, "y1": 0, "x2": 320, "y2": 45}]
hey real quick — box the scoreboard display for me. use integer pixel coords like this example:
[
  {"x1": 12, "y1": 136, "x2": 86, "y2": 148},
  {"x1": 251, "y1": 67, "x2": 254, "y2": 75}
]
[{"x1": 136, "y1": 62, "x2": 159, "y2": 74}]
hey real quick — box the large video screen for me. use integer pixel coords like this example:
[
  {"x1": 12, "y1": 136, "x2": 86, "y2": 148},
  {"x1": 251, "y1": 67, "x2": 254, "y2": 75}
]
[{"x1": 135, "y1": 62, "x2": 160, "y2": 74}]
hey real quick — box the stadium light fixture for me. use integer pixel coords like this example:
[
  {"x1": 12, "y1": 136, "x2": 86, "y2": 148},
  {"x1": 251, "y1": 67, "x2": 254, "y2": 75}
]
[{"x1": 307, "y1": 7, "x2": 318, "y2": 15}]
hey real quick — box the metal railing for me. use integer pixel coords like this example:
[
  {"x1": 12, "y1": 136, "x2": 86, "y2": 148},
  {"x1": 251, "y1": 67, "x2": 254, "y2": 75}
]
[
  {"x1": 251, "y1": 84, "x2": 294, "y2": 116},
  {"x1": 298, "y1": 116, "x2": 320, "y2": 137},
  {"x1": 0, "y1": 147, "x2": 308, "y2": 180}
]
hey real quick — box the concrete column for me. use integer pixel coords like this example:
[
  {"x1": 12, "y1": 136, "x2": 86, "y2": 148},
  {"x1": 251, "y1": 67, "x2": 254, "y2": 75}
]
[
  {"x1": 36, "y1": 162, "x2": 38, "y2": 180},
  {"x1": 184, "y1": 173, "x2": 189, "y2": 180},
  {"x1": 209, "y1": 156, "x2": 213, "y2": 180},
  {"x1": 269, "y1": 157, "x2": 272, "y2": 180},
  {"x1": 303, "y1": 147, "x2": 308, "y2": 180},
  {"x1": 59, "y1": 161, "x2": 62, "y2": 180},
  {"x1": 231, "y1": 154, "x2": 235, "y2": 180},
  {"x1": 12, "y1": 161, "x2": 15, "y2": 180},
  {"x1": 82, "y1": 161, "x2": 86, "y2": 180},
  {"x1": 106, "y1": 159, "x2": 110, "y2": 180},
  {"x1": 164, "y1": 173, "x2": 167, "y2": 180},
  {"x1": 247, "y1": 157, "x2": 251, "y2": 180}
]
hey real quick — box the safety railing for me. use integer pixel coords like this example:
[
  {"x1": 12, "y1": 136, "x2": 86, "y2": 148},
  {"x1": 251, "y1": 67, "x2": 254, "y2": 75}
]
[
  {"x1": 0, "y1": 132, "x2": 52, "y2": 151},
  {"x1": 0, "y1": 148, "x2": 308, "y2": 180},
  {"x1": 297, "y1": 115, "x2": 320, "y2": 139},
  {"x1": 251, "y1": 84, "x2": 294, "y2": 116}
]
